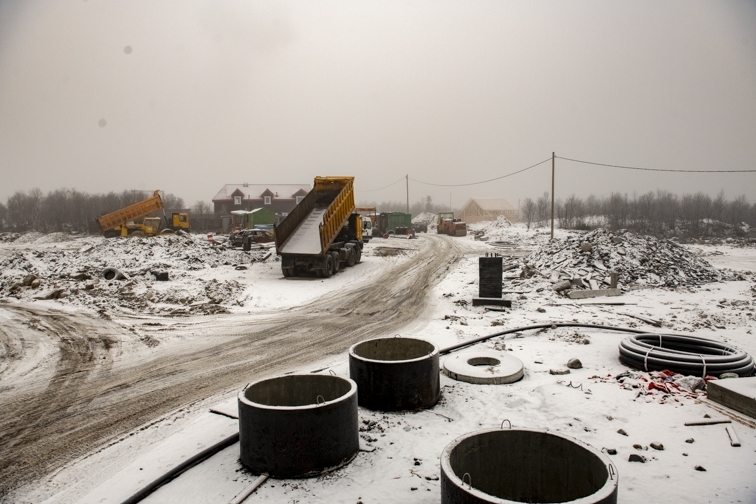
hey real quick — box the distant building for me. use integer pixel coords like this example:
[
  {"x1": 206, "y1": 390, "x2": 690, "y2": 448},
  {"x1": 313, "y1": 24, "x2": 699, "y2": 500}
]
[
  {"x1": 459, "y1": 198, "x2": 518, "y2": 224},
  {"x1": 212, "y1": 184, "x2": 310, "y2": 218}
]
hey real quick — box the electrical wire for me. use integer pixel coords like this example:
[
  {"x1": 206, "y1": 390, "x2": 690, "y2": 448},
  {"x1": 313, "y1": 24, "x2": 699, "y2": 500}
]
[
  {"x1": 410, "y1": 158, "x2": 552, "y2": 187},
  {"x1": 556, "y1": 156, "x2": 756, "y2": 173},
  {"x1": 355, "y1": 176, "x2": 406, "y2": 192}
]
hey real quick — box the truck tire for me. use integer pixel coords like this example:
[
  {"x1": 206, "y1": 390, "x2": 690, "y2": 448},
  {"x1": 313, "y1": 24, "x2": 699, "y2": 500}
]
[
  {"x1": 103, "y1": 230, "x2": 119, "y2": 239},
  {"x1": 331, "y1": 251, "x2": 341, "y2": 274},
  {"x1": 282, "y1": 266, "x2": 293, "y2": 277},
  {"x1": 355, "y1": 246, "x2": 362, "y2": 264},
  {"x1": 130, "y1": 231, "x2": 145, "y2": 238},
  {"x1": 346, "y1": 247, "x2": 356, "y2": 267},
  {"x1": 323, "y1": 254, "x2": 334, "y2": 278}
]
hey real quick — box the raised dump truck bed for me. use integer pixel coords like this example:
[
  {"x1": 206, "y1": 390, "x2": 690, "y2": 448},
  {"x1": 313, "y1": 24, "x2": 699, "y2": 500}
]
[{"x1": 274, "y1": 177, "x2": 363, "y2": 278}]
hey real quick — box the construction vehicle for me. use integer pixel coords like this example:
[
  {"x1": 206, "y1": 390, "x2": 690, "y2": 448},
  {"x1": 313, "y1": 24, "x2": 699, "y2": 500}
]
[
  {"x1": 97, "y1": 190, "x2": 190, "y2": 238},
  {"x1": 274, "y1": 177, "x2": 363, "y2": 278},
  {"x1": 355, "y1": 207, "x2": 376, "y2": 241},
  {"x1": 374, "y1": 212, "x2": 412, "y2": 237},
  {"x1": 437, "y1": 211, "x2": 467, "y2": 237}
]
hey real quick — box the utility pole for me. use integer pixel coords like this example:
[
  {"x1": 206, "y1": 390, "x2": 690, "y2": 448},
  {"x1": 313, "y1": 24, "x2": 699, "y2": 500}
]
[
  {"x1": 449, "y1": 192, "x2": 452, "y2": 211},
  {"x1": 406, "y1": 175, "x2": 409, "y2": 214},
  {"x1": 551, "y1": 152, "x2": 555, "y2": 240}
]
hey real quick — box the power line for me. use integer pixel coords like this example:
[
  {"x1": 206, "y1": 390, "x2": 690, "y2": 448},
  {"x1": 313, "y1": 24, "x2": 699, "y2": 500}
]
[
  {"x1": 410, "y1": 158, "x2": 552, "y2": 187},
  {"x1": 556, "y1": 156, "x2": 756, "y2": 173},
  {"x1": 355, "y1": 176, "x2": 406, "y2": 192}
]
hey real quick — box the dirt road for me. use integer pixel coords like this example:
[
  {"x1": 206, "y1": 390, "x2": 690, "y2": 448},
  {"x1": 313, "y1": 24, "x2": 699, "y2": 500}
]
[{"x1": 0, "y1": 235, "x2": 461, "y2": 499}]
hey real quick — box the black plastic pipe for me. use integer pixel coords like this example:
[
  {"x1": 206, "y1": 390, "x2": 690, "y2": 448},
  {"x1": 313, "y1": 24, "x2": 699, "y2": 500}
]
[
  {"x1": 120, "y1": 432, "x2": 240, "y2": 504},
  {"x1": 439, "y1": 322, "x2": 646, "y2": 354}
]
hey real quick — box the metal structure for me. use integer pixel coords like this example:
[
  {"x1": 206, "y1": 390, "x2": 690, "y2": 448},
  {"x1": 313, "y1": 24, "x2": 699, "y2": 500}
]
[
  {"x1": 238, "y1": 374, "x2": 359, "y2": 478},
  {"x1": 441, "y1": 428, "x2": 618, "y2": 504},
  {"x1": 349, "y1": 337, "x2": 440, "y2": 411}
]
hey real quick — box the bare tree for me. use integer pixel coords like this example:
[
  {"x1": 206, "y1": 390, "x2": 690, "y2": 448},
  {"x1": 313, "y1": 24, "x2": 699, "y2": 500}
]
[
  {"x1": 536, "y1": 192, "x2": 550, "y2": 228},
  {"x1": 521, "y1": 198, "x2": 537, "y2": 230},
  {"x1": 192, "y1": 200, "x2": 212, "y2": 215}
]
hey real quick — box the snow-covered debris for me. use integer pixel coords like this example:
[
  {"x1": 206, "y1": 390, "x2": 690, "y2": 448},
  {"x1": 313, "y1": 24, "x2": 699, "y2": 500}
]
[
  {"x1": 0, "y1": 233, "x2": 272, "y2": 315},
  {"x1": 524, "y1": 228, "x2": 729, "y2": 289},
  {"x1": 412, "y1": 212, "x2": 437, "y2": 232},
  {"x1": 467, "y1": 215, "x2": 512, "y2": 241}
]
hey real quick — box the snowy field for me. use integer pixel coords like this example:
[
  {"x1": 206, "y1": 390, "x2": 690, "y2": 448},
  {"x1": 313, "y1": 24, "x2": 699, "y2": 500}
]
[{"x1": 2, "y1": 225, "x2": 756, "y2": 504}]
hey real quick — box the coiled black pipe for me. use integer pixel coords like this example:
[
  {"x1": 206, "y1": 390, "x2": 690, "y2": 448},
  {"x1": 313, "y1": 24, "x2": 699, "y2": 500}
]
[
  {"x1": 120, "y1": 432, "x2": 239, "y2": 504},
  {"x1": 618, "y1": 333, "x2": 755, "y2": 377},
  {"x1": 440, "y1": 323, "x2": 754, "y2": 377}
]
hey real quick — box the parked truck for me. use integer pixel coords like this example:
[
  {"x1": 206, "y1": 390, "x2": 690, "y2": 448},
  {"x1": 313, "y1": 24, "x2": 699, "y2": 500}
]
[
  {"x1": 97, "y1": 190, "x2": 190, "y2": 238},
  {"x1": 374, "y1": 212, "x2": 412, "y2": 237},
  {"x1": 274, "y1": 177, "x2": 364, "y2": 278},
  {"x1": 436, "y1": 211, "x2": 467, "y2": 237}
]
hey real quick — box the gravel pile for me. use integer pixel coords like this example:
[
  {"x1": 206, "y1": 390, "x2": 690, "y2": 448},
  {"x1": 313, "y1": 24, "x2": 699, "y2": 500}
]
[
  {"x1": 0, "y1": 233, "x2": 272, "y2": 315},
  {"x1": 524, "y1": 228, "x2": 729, "y2": 289}
]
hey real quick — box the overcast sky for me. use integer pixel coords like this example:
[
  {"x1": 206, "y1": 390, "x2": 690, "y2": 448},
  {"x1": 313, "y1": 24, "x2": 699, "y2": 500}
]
[{"x1": 0, "y1": 0, "x2": 754, "y2": 210}]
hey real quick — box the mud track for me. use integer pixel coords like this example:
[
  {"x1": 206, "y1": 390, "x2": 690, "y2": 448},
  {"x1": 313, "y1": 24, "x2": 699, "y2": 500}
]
[{"x1": 0, "y1": 235, "x2": 460, "y2": 499}]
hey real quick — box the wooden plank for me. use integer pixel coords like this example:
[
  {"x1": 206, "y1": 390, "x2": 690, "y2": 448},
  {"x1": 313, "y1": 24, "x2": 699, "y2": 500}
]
[{"x1": 567, "y1": 288, "x2": 622, "y2": 300}]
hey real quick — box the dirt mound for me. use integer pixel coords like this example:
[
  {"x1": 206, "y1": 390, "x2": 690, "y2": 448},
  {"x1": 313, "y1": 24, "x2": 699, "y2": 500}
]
[{"x1": 526, "y1": 228, "x2": 728, "y2": 289}]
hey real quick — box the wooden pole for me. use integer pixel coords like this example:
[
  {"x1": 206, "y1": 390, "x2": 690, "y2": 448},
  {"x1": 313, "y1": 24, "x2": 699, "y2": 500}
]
[
  {"x1": 406, "y1": 175, "x2": 409, "y2": 214},
  {"x1": 551, "y1": 152, "x2": 555, "y2": 240}
]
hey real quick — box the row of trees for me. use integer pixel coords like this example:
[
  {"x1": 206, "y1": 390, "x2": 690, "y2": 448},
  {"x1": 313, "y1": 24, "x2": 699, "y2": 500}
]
[
  {"x1": 0, "y1": 188, "x2": 214, "y2": 233},
  {"x1": 358, "y1": 195, "x2": 452, "y2": 216},
  {"x1": 521, "y1": 190, "x2": 756, "y2": 237}
]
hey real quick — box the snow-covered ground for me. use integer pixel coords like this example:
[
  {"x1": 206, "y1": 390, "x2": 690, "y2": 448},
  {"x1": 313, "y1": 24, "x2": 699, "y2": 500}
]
[{"x1": 4, "y1": 226, "x2": 756, "y2": 504}]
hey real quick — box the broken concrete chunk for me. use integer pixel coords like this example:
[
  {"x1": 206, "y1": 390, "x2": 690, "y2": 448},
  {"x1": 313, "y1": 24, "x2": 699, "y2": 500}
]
[
  {"x1": 549, "y1": 368, "x2": 570, "y2": 376},
  {"x1": 23, "y1": 274, "x2": 37, "y2": 286},
  {"x1": 650, "y1": 442, "x2": 664, "y2": 451},
  {"x1": 617, "y1": 429, "x2": 628, "y2": 436},
  {"x1": 628, "y1": 454, "x2": 646, "y2": 463},
  {"x1": 30, "y1": 279, "x2": 41, "y2": 289},
  {"x1": 694, "y1": 465, "x2": 706, "y2": 472}
]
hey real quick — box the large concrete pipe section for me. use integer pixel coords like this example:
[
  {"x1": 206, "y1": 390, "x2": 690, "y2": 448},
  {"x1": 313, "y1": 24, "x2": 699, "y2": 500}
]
[
  {"x1": 441, "y1": 428, "x2": 618, "y2": 504},
  {"x1": 238, "y1": 374, "x2": 358, "y2": 478},
  {"x1": 349, "y1": 337, "x2": 440, "y2": 411}
]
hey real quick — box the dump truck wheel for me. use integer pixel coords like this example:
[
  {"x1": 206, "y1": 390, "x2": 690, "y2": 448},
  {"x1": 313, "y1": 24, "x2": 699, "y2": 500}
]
[
  {"x1": 354, "y1": 246, "x2": 362, "y2": 264},
  {"x1": 282, "y1": 266, "x2": 293, "y2": 277},
  {"x1": 323, "y1": 254, "x2": 334, "y2": 277},
  {"x1": 346, "y1": 247, "x2": 356, "y2": 267},
  {"x1": 331, "y1": 252, "x2": 341, "y2": 274},
  {"x1": 103, "y1": 230, "x2": 119, "y2": 239},
  {"x1": 130, "y1": 231, "x2": 145, "y2": 238}
]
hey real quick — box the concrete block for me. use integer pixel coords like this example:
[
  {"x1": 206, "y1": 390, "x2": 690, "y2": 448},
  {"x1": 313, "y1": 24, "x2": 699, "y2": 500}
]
[
  {"x1": 472, "y1": 297, "x2": 512, "y2": 307},
  {"x1": 567, "y1": 288, "x2": 622, "y2": 300},
  {"x1": 707, "y1": 377, "x2": 756, "y2": 420}
]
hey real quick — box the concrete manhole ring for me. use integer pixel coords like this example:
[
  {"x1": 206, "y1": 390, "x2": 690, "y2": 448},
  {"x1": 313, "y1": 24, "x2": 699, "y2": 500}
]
[{"x1": 442, "y1": 350, "x2": 523, "y2": 385}]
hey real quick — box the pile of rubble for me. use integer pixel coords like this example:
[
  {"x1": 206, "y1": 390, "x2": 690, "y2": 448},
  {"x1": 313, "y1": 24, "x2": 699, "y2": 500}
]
[
  {"x1": 412, "y1": 212, "x2": 438, "y2": 233},
  {"x1": 0, "y1": 233, "x2": 273, "y2": 315},
  {"x1": 523, "y1": 228, "x2": 729, "y2": 290},
  {"x1": 468, "y1": 216, "x2": 512, "y2": 241}
]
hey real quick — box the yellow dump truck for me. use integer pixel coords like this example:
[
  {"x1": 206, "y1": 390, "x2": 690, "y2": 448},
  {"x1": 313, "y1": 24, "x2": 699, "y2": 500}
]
[
  {"x1": 274, "y1": 177, "x2": 363, "y2": 277},
  {"x1": 97, "y1": 190, "x2": 190, "y2": 238}
]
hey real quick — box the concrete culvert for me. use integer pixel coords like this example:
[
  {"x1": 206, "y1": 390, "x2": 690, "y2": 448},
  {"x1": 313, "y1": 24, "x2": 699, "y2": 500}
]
[
  {"x1": 443, "y1": 350, "x2": 524, "y2": 385},
  {"x1": 102, "y1": 267, "x2": 126, "y2": 281},
  {"x1": 238, "y1": 374, "x2": 358, "y2": 478},
  {"x1": 349, "y1": 337, "x2": 439, "y2": 411},
  {"x1": 441, "y1": 428, "x2": 618, "y2": 504}
]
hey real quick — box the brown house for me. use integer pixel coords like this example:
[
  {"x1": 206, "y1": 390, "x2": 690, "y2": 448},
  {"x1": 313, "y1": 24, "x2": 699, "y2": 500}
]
[{"x1": 212, "y1": 183, "x2": 311, "y2": 218}]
